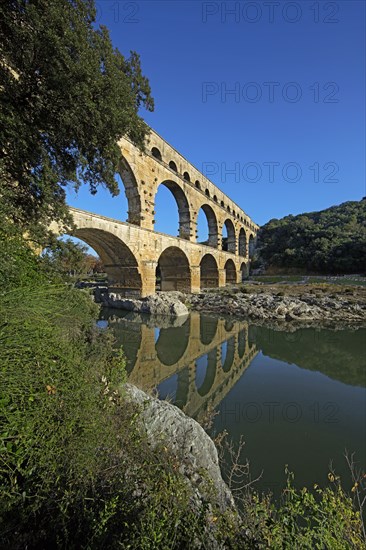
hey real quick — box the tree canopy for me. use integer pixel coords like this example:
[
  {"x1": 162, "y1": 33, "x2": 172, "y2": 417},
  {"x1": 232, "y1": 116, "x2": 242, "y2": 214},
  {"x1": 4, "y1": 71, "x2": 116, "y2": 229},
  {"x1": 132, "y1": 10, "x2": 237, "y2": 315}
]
[
  {"x1": 254, "y1": 199, "x2": 366, "y2": 274},
  {"x1": 0, "y1": 0, "x2": 154, "y2": 241}
]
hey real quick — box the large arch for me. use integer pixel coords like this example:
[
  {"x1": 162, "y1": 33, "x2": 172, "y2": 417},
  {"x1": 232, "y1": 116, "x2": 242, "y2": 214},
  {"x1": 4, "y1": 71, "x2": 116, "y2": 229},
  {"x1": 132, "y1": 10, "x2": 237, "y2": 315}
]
[
  {"x1": 196, "y1": 204, "x2": 218, "y2": 247},
  {"x1": 200, "y1": 254, "x2": 219, "y2": 289},
  {"x1": 154, "y1": 180, "x2": 191, "y2": 239},
  {"x1": 157, "y1": 247, "x2": 191, "y2": 292},
  {"x1": 156, "y1": 318, "x2": 190, "y2": 366},
  {"x1": 238, "y1": 228, "x2": 247, "y2": 257},
  {"x1": 73, "y1": 228, "x2": 142, "y2": 295},
  {"x1": 118, "y1": 157, "x2": 141, "y2": 226},
  {"x1": 224, "y1": 258, "x2": 236, "y2": 285},
  {"x1": 222, "y1": 219, "x2": 236, "y2": 253}
]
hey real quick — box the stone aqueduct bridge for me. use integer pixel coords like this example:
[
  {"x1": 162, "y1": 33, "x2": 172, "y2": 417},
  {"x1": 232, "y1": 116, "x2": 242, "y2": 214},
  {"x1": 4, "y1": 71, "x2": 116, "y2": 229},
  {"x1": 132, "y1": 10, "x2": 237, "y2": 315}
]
[
  {"x1": 70, "y1": 129, "x2": 259, "y2": 297},
  {"x1": 108, "y1": 311, "x2": 258, "y2": 421}
]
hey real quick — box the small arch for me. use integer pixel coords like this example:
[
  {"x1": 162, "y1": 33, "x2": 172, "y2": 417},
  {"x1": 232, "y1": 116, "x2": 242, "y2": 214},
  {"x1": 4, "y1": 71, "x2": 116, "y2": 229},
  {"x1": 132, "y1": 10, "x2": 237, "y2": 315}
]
[
  {"x1": 224, "y1": 319, "x2": 234, "y2": 332},
  {"x1": 221, "y1": 200, "x2": 225, "y2": 208},
  {"x1": 151, "y1": 147, "x2": 162, "y2": 161},
  {"x1": 238, "y1": 329, "x2": 247, "y2": 358},
  {"x1": 205, "y1": 189, "x2": 210, "y2": 197},
  {"x1": 213, "y1": 195, "x2": 218, "y2": 203},
  {"x1": 196, "y1": 204, "x2": 218, "y2": 247},
  {"x1": 222, "y1": 219, "x2": 236, "y2": 253},
  {"x1": 154, "y1": 180, "x2": 191, "y2": 239},
  {"x1": 183, "y1": 171, "x2": 190, "y2": 182},
  {"x1": 238, "y1": 228, "x2": 247, "y2": 257},
  {"x1": 222, "y1": 336, "x2": 235, "y2": 372},
  {"x1": 249, "y1": 234, "x2": 256, "y2": 258},
  {"x1": 118, "y1": 156, "x2": 141, "y2": 226},
  {"x1": 169, "y1": 160, "x2": 178, "y2": 172},
  {"x1": 196, "y1": 349, "x2": 217, "y2": 396},
  {"x1": 200, "y1": 315, "x2": 218, "y2": 345},
  {"x1": 227, "y1": 206, "x2": 231, "y2": 213},
  {"x1": 200, "y1": 254, "x2": 219, "y2": 288},
  {"x1": 158, "y1": 246, "x2": 191, "y2": 292},
  {"x1": 224, "y1": 258, "x2": 236, "y2": 285},
  {"x1": 195, "y1": 180, "x2": 201, "y2": 189}
]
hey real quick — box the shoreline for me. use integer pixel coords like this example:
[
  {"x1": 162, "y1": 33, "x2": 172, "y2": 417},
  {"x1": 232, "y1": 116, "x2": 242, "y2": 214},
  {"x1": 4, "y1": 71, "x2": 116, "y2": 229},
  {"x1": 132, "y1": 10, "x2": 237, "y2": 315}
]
[{"x1": 186, "y1": 282, "x2": 366, "y2": 330}]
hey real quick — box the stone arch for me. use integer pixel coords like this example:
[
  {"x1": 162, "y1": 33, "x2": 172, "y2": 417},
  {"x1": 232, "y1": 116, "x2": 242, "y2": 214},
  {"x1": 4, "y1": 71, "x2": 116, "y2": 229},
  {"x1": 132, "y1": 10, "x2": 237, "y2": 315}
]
[
  {"x1": 197, "y1": 204, "x2": 218, "y2": 247},
  {"x1": 183, "y1": 171, "x2": 190, "y2": 182},
  {"x1": 238, "y1": 329, "x2": 246, "y2": 358},
  {"x1": 238, "y1": 228, "x2": 247, "y2": 257},
  {"x1": 213, "y1": 195, "x2": 218, "y2": 203},
  {"x1": 151, "y1": 147, "x2": 162, "y2": 161},
  {"x1": 169, "y1": 160, "x2": 178, "y2": 172},
  {"x1": 249, "y1": 234, "x2": 256, "y2": 258},
  {"x1": 73, "y1": 228, "x2": 142, "y2": 295},
  {"x1": 222, "y1": 336, "x2": 235, "y2": 372},
  {"x1": 240, "y1": 261, "x2": 249, "y2": 281},
  {"x1": 205, "y1": 189, "x2": 210, "y2": 197},
  {"x1": 200, "y1": 254, "x2": 219, "y2": 289},
  {"x1": 155, "y1": 180, "x2": 191, "y2": 239},
  {"x1": 196, "y1": 350, "x2": 217, "y2": 397},
  {"x1": 222, "y1": 219, "x2": 236, "y2": 253},
  {"x1": 224, "y1": 258, "x2": 236, "y2": 285},
  {"x1": 200, "y1": 315, "x2": 218, "y2": 345},
  {"x1": 118, "y1": 156, "x2": 141, "y2": 226},
  {"x1": 221, "y1": 200, "x2": 225, "y2": 208},
  {"x1": 195, "y1": 180, "x2": 201, "y2": 189},
  {"x1": 155, "y1": 318, "x2": 190, "y2": 366},
  {"x1": 157, "y1": 246, "x2": 191, "y2": 292}
]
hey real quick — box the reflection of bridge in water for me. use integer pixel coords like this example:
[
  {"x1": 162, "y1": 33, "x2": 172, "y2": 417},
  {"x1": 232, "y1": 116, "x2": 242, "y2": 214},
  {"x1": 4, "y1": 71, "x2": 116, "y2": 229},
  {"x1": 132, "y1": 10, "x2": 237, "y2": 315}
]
[{"x1": 103, "y1": 310, "x2": 258, "y2": 421}]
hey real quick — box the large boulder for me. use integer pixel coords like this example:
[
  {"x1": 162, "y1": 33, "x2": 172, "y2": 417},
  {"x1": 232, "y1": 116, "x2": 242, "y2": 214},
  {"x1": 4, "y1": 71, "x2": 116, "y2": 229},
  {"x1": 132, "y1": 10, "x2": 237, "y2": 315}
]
[
  {"x1": 103, "y1": 291, "x2": 189, "y2": 319},
  {"x1": 124, "y1": 384, "x2": 235, "y2": 514}
]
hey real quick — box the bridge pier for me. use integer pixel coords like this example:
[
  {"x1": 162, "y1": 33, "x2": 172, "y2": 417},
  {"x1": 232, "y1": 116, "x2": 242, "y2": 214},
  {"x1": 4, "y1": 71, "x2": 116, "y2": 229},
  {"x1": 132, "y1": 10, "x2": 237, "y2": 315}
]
[
  {"x1": 140, "y1": 260, "x2": 157, "y2": 297},
  {"x1": 190, "y1": 266, "x2": 201, "y2": 294},
  {"x1": 218, "y1": 269, "x2": 226, "y2": 288}
]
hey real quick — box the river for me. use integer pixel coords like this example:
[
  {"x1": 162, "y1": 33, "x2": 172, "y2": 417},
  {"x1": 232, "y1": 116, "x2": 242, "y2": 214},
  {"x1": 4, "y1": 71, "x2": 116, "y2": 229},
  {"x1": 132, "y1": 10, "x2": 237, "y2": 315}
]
[{"x1": 99, "y1": 308, "x2": 366, "y2": 499}]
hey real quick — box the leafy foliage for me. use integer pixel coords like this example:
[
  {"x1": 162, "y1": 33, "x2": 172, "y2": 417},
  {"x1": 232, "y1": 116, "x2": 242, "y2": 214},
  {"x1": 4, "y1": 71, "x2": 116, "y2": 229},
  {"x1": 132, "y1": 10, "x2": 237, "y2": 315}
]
[
  {"x1": 43, "y1": 238, "x2": 102, "y2": 278},
  {"x1": 255, "y1": 199, "x2": 366, "y2": 274},
  {"x1": 0, "y1": 0, "x2": 153, "y2": 241}
]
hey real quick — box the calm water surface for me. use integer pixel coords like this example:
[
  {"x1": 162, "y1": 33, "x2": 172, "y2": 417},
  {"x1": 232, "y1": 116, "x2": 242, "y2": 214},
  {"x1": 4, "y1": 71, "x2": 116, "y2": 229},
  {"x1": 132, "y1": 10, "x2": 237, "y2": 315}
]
[{"x1": 99, "y1": 308, "x2": 366, "y2": 497}]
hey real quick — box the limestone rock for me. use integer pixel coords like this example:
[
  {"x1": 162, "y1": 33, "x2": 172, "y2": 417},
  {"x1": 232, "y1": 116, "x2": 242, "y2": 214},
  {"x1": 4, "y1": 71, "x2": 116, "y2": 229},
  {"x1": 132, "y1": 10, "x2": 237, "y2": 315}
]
[
  {"x1": 103, "y1": 291, "x2": 189, "y2": 319},
  {"x1": 124, "y1": 384, "x2": 235, "y2": 513}
]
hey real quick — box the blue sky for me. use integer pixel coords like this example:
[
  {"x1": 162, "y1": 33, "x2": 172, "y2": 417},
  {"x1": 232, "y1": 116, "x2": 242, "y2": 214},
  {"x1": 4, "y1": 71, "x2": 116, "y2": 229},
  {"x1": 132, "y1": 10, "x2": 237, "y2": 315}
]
[{"x1": 67, "y1": 0, "x2": 365, "y2": 239}]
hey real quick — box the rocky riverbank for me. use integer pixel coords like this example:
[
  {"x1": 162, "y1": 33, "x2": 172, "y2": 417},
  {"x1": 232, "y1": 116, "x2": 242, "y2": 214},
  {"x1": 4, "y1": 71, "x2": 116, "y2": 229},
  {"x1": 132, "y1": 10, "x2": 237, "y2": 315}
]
[{"x1": 188, "y1": 283, "x2": 366, "y2": 328}]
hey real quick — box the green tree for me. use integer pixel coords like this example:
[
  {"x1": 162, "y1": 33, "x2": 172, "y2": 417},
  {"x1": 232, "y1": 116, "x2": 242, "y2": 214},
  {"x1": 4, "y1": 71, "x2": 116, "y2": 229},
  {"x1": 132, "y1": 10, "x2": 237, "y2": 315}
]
[
  {"x1": 43, "y1": 238, "x2": 98, "y2": 278},
  {"x1": 255, "y1": 199, "x2": 366, "y2": 274},
  {"x1": 0, "y1": 0, "x2": 154, "y2": 243}
]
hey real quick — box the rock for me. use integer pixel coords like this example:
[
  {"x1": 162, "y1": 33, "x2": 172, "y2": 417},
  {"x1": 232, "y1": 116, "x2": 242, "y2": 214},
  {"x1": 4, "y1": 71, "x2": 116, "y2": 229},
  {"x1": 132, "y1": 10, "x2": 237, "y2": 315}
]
[
  {"x1": 124, "y1": 384, "x2": 235, "y2": 513},
  {"x1": 102, "y1": 291, "x2": 189, "y2": 319}
]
